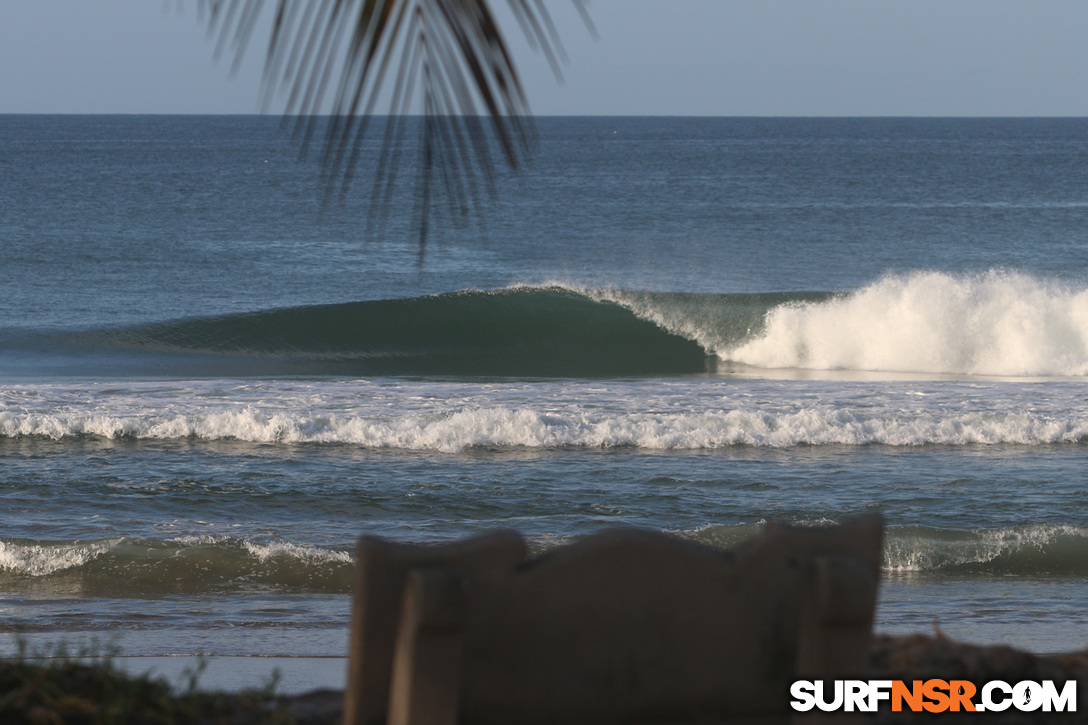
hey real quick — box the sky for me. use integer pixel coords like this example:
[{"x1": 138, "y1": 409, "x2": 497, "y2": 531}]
[{"x1": 2, "y1": 0, "x2": 1088, "y2": 116}]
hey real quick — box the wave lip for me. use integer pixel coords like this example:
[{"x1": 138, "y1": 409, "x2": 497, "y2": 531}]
[{"x1": 724, "y1": 270, "x2": 1088, "y2": 377}]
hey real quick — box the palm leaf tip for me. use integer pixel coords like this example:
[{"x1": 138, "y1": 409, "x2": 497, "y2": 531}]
[{"x1": 198, "y1": 0, "x2": 590, "y2": 260}]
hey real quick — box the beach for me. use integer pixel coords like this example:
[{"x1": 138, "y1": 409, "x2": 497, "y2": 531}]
[
  {"x1": 3, "y1": 116, "x2": 1088, "y2": 695},
  {"x1": 5, "y1": 634, "x2": 1087, "y2": 723}
]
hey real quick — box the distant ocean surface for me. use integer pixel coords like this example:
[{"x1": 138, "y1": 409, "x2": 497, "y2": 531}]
[{"x1": 3, "y1": 116, "x2": 1088, "y2": 681}]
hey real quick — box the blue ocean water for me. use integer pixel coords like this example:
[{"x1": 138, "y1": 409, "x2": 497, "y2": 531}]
[{"x1": 2, "y1": 116, "x2": 1088, "y2": 680}]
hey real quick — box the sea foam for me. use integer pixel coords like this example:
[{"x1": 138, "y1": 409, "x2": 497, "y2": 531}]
[
  {"x1": 3, "y1": 405, "x2": 1088, "y2": 449},
  {"x1": 724, "y1": 271, "x2": 1088, "y2": 376},
  {"x1": 0, "y1": 539, "x2": 118, "y2": 576}
]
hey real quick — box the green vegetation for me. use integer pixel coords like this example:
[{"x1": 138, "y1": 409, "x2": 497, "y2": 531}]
[{"x1": 1, "y1": 639, "x2": 293, "y2": 725}]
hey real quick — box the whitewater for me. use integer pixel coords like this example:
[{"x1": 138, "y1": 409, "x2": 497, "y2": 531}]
[
  {"x1": 3, "y1": 374, "x2": 1088, "y2": 449},
  {"x1": 724, "y1": 270, "x2": 1088, "y2": 376},
  {"x1": 4, "y1": 116, "x2": 1088, "y2": 684}
]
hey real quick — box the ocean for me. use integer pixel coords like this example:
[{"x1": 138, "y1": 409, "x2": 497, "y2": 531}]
[{"x1": 2, "y1": 115, "x2": 1088, "y2": 689}]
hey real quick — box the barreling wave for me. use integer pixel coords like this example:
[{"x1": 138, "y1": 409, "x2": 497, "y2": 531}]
[
  {"x1": 7, "y1": 271, "x2": 1088, "y2": 378},
  {"x1": 46, "y1": 287, "x2": 711, "y2": 378},
  {"x1": 3, "y1": 405, "x2": 1088, "y2": 449}
]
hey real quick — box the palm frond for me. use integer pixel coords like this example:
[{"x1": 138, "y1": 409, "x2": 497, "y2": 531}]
[{"x1": 197, "y1": 0, "x2": 590, "y2": 260}]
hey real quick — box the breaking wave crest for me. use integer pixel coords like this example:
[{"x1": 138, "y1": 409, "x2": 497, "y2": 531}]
[
  {"x1": 882, "y1": 524, "x2": 1088, "y2": 575},
  {"x1": 3, "y1": 406, "x2": 1088, "y2": 450},
  {"x1": 724, "y1": 270, "x2": 1088, "y2": 376}
]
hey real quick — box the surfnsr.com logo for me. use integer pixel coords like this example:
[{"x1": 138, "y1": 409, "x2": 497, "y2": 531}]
[{"x1": 790, "y1": 679, "x2": 1077, "y2": 713}]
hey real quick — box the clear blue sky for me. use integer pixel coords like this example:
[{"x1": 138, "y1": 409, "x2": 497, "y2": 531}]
[{"x1": 3, "y1": 0, "x2": 1088, "y2": 116}]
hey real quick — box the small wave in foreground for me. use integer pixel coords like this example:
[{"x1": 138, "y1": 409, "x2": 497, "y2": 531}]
[
  {"x1": 4, "y1": 524, "x2": 1086, "y2": 597},
  {"x1": 680, "y1": 523, "x2": 1088, "y2": 577}
]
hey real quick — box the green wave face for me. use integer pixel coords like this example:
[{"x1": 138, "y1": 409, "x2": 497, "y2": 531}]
[{"x1": 92, "y1": 287, "x2": 714, "y2": 377}]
